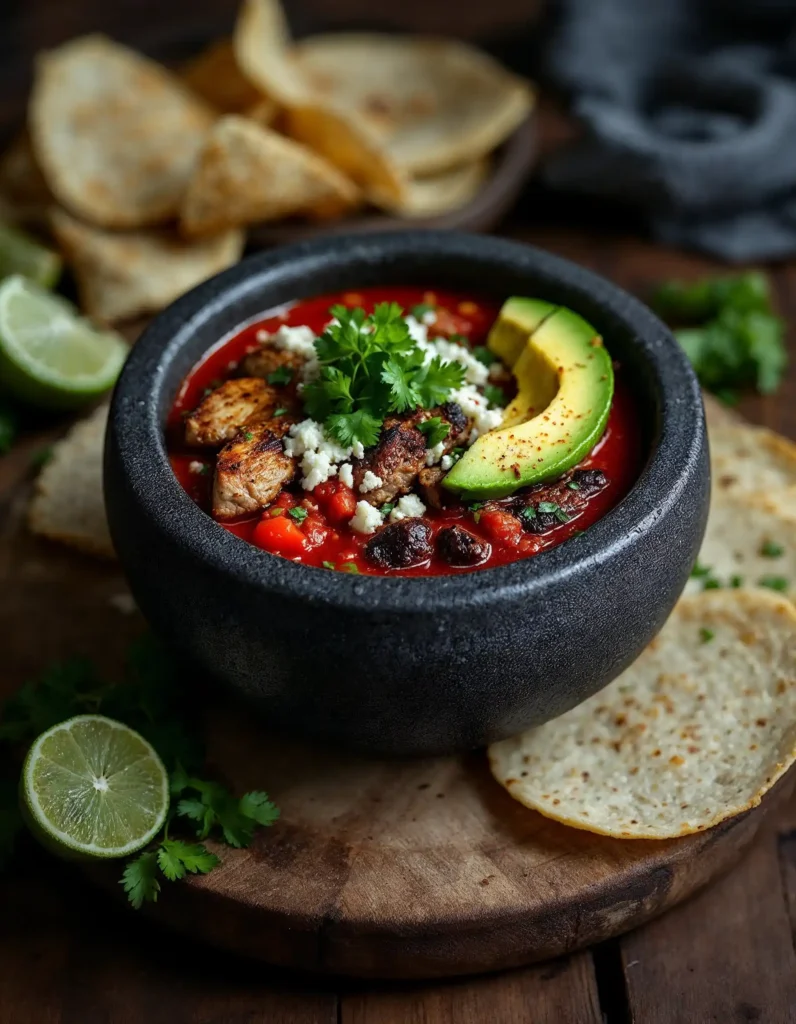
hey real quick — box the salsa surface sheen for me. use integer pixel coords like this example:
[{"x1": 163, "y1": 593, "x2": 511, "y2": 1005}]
[{"x1": 168, "y1": 286, "x2": 642, "y2": 577}]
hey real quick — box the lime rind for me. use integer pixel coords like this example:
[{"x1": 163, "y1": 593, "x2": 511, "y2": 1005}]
[
  {"x1": 22, "y1": 715, "x2": 169, "y2": 860},
  {"x1": 0, "y1": 275, "x2": 128, "y2": 409},
  {"x1": 0, "y1": 223, "x2": 62, "y2": 288}
]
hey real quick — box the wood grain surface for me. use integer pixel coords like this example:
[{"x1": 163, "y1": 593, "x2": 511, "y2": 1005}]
[{"x1": 4, "y1": 1, "x2": 796, "y2": 1020}]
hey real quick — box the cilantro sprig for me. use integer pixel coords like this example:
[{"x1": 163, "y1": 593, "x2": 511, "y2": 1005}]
[
  {"x1": 0, "y1": 635, "x2": 280, "y2": 907},
  {"x1": 302, "y1": 304, "x2": 465, "y2": 449}
]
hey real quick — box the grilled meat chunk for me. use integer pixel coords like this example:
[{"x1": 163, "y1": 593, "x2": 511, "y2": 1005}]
[
  {"x1": 353, "y1": 420, "x2": 427, "y2": 506},
  {"x1": 212, "y1": 416, "x2": 296, "y2": 520},
  {"x1": 365, "y1": 519, "x2": 434, "y2": 570},
  {"x1": 185, "y1": 378, "x2": 279, "y2": 447},
  {"x1": 437, "y1": 525, "x2": 490, "y2": 567},
  {"x1": 417, "y1": 467, "x2": 447, "y2": 509},
  {"x1": 241, "y1": 346, "x2": 305, "y2": 381},
  {"x1": 353, "y1": 402, "x2": 472, "y2": 507},
  {"x1": 507, "y1": 467, "x2": 610, "y2": 535}
]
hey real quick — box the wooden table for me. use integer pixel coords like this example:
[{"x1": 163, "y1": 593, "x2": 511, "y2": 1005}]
[{"x1": 3, "y1": 3, "x2": 796, "y2": 1022}]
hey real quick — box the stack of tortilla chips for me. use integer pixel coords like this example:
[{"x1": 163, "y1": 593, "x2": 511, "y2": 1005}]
[{"x1": 0, "y1": 0, "x2": 533, "y2": 325}]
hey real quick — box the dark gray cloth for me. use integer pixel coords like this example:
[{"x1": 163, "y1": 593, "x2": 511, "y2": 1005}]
[{"x1": 544, "y1": 0, "x2": 796, "y2": 260}]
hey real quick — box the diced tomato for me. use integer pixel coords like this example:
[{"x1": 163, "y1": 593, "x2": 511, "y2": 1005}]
[
  {"x1": 478, "y1": 509, "x2": 523, "y2": 547},
  {"x1": 271, "y1": 491, "x2": 295, "y2": 510},
  {"x1": 253, "y1": 515, "x2": 308, "y2": 557},
  {"x1": 314, "y1": 479, "x2": 358, "y2": 524},
  {"x1": 303, "y1": 512, "x2": 330, "y2": 548}
]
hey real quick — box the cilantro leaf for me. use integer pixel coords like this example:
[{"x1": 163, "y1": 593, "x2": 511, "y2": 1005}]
[
  {"x1": 288, "y1": 507, "x2": 308, "y2": 523},
  {"x1": 414, "y1": 356, "x2": 465, "y2": 407},
  {"x1": 327, "y1": 410, "x2": 382, "y2": 449},
  {"x1": 471, "y1": 346, "x2": 494, "y2": 368},
  {"x1": 268, "y1": 366, "x2": 294, "y2": 386},
  {"x1": 381, "y1": 358, "x2": 420, "y2": 412},
  {"x1": 759, "y1": 575, "x2": 789, "y2": 592},
  {"x1": 411, "y1": 302, "x2": 435, "y2": 320},
  {"x1": 653, "y1": 272, "x2": 771, "y2": 321},
  {"x1": 699, "y1": 628, "x2": 715, "y2": 644},
  {"x1": 158, "y1": 840, "x2": 219, "y2": 881},
  {"x1": 418, "y1": 417, "x2": 451, "y2": 448},
  {"x1": 483, "y1": 384, "x2": 506, "y2": 409},
  {"x1": 121, "y1": 851, "x2": 161, "y2": 909},
  {"x1": 761, "y1": 540, "x2": 784, "y2": 558},
  {"x1": 239, "y1": 790, "x2": 281, "y2": 827}
]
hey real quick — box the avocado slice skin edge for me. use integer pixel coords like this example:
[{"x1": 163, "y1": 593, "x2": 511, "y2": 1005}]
[{"x1": 443, "y1": 299, "x2": 615, "y2": 500}]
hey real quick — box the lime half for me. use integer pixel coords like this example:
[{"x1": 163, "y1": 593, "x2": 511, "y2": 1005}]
[
  {"x1": 0, "y1": 223, "x2": 62, "y2": 288},
  {"x1": 22, "y1": 715, "x2": 169, "y2": 859},
  {"x1": 0, "y1": 275, "x2": 128, "y2": 410}
]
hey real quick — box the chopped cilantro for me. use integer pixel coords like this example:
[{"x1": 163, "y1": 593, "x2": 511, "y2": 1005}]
[
  {"x1": 567, "y1": 480, "x2": 580, "y2": 491},
  {"x1": 554, "y1": 508, "x2": 571, "y2": 524},
  {"x1": 473, "y1": 511, "x2": 482, "y2": 524},
  {"x1": 340, "y1": 562, "x2": 359, "y2": 574},
  {"x1": 690, "y1": 561, "x2": 712, "y2": 579},
  {"x1": 301, "y1": 304, "x2": 465, "y2": 450},
  {"x1": 699, "y1": 628, "x2": 715, "y2": 643},
  {"x1": 268, "y1": 366, "x2": 294, "y2": 386},
  {"x1": 411, "y1": 303, "x2": 435, "y2": 320},
  {"x1": 760, "y1": 540, "x2": 784, "y2": 558},
  {"x1": 652, "y1": 272, "x2": 786, "y2": 398},
  {"x1": 759, "y1": 575, "x2": 789, "y2": 592},
  {"x1": 521, "y1": 506, "x2": 537, "y2": 521},
  {"x1": 730, "y1": 574, "x2": 744, "y2": 588},
  {"x1": 287, "y1": 507, "x2": 308, "y2": 523},
  {"x1": 471, "y1": 346, "x2": 494, "y2": 368},
  {"x1": 242, "y1": 430, "x2": 254, "y2": 442},
  {"x1": 322, "y1": 560, "x2": 335, "y2": 570},
  {"x1": 468, "y1": 501, "x2": 486, "y2": 511},
  {"x1": 484, "y1": 384, "x2": 505, "y2": 409},
  {"x1": 703, "y1": 578, "x2": 722, "y2": 590},
  {"x1": 273, "y1": 407, "x2": 288, "y2": 417},
  {"x1": 537, "y1": 502, "x2": 559, "y2": 514},
  {"x1": 380, "y1": 502, "x2": 395, "y2": 515},
  {"x1": 418, "y1": 417, "x2": 451, "y2": 448},
  {"x1": 449, "y1": 447, "x2": 465, "y2": 464}
]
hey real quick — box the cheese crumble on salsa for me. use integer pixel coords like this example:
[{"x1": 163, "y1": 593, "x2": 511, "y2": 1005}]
[{"x1": 168, "y1": 287, "x2": 641, "y2": 576}]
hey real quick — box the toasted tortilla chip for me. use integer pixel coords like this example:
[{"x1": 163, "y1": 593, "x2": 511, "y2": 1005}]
[
  {"x1": 28, "y1": 404, "x2": 115, "y2": 558},
  {"x1": 377, "y1": 160, "x2": 488, "y2": 217},
  {"x1": 293, "y1": 34, "x2": 534, "y2": 176},
  {"x1": 52, "y1": 209, "x2": 244, "y2": 322},
  {"x1": 685, "y1": 492, "x2": 796, "y2": 596},
  {"x1": 180, "y1": 38, "x2": 264, "y2": 113},
  {"x1": 233, "y1": 0, "x2": 406, "y2": 204},
  {"x1": 702, "y1": 392, "x2": 740, "y2": 431},
  {"x1": 489, "y1": 590, "x2": 796, "y2": 839},
  {"x1": 0, "y1": 132, "x2": 52, "y2": 227},
  {"x1": 30, "y1": 35, "x2": 215, "y2": 228},
  {"x1": 180, "y1": 115, "x2": 359, "y2": 237},
  {"x1": 710, "y1": 423, "x2": 796, "y2": 498}
]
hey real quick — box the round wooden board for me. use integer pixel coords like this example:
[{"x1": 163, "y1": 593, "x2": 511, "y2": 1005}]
[{"x1": 3, "y1": 435, "x2": 792, "y2": 980}]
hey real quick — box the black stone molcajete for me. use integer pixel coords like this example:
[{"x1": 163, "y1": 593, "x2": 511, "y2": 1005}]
[{"x1": 105, "y1": 231, "x2": 709, "y2": 756}]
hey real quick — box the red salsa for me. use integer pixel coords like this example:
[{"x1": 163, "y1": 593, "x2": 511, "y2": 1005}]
[{"x1": 168, "y1": 287, "x2": 642, "y2": 576}]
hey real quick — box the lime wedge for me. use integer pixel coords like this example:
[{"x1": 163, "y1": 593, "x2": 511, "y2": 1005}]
[
  {"x1": 22, "y1": 715, "x2": 169, "y2": 859},
  {"x1": 0, "y1": 276, "x2": 128, "y2": 410},
  {"x1": 0, "y1": 223, "x2": 62, "y2": 288}
]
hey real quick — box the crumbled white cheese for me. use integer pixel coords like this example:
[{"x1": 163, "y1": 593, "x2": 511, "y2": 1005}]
[
  {"x1": 351, "y1": 441, "x2": 365, "y2": 460},
  {"x1": 451, "y1": 384, "x2": 505, "y2": 441},
  {"x1": 350, "y1": 500, "x2": 384, "y2": 534},
  {"x1": 263, "y1": 323, "x2": 317, "y2": 359},
  {"x1": 404, "y1": 315, "x2": 490, "y2": 386},
  {"x1": 441, "y1": 454, "x2": 454, "y2": 471},
  {"x1": 284, "y1": 418, "x2": 360, "y2": 490},
  {"x1": 359, "y1": 470, "x2": 383, "y2": 494},
  {"x1": 425, "y1": 441, "x2": 446, "y2": 467},
  {"x1": 338, "y1": 463, "x2": 354, "y2": 488},
  {"x1": 421, "y1": 309, "x2": 438, "y2": 326},
  {"x1": 188, "y1": 460, "x2": 205, "y2": 475},
  {"x1": 389, "y1": 494, "x2": 427, "y2": 522}
]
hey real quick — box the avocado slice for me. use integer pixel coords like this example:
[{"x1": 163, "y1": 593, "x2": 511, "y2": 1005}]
[
  {"x1": 443, "y1": 303, "x2": 614, "y2": 499},
  {"x1": 486, "y1": 297, "x2": 558, "y2": 368}
]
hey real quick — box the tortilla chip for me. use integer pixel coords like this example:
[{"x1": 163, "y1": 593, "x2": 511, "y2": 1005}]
[
  {"x1": 233, "y1": 0, "x2": 406, "y2": 204},
  {"x1": 685, "y1": 492, "x2": 796, "y2": 596},
  {"x1": 377, "y1": 160, "x2": 488, "y2": 217},
  {"x1": 245, "y1": 97, "x2": 280, "y2": 128},
  {"x1": 489, "y1": 590, "x2": 796, "y2": 839},
  {"x1": 30, "y1": 35, "x2": 215, "y2": 229},
  {"x1": 293, "y1": 34, "x2": 534, "y2": 176},
  {"x1": 702, "y1": 392, "x2": 740, "y2": 431},
  {"x1": 0, "y1": 132, "x2": 52, "y2": 227},
  {"x1": 52, "y1": 209, "x2": 244, "y2": 322},
  {"x1": 180, "y1": 38, "x2": 264, "y2": 112},
  {"x1": 710, "y1": 423, "x2": 796, "y2": 498},
  {"x1": 28, "y1": 404, "x2": 115, "y2": 559},
  {"x1": 180, "y1": 115, "x2": 359, "y2": 237}
]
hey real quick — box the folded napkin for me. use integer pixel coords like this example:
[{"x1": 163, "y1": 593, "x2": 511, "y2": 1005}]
[{"x1": 544, "y1": 0, "x2": 796, "y2": 260}]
